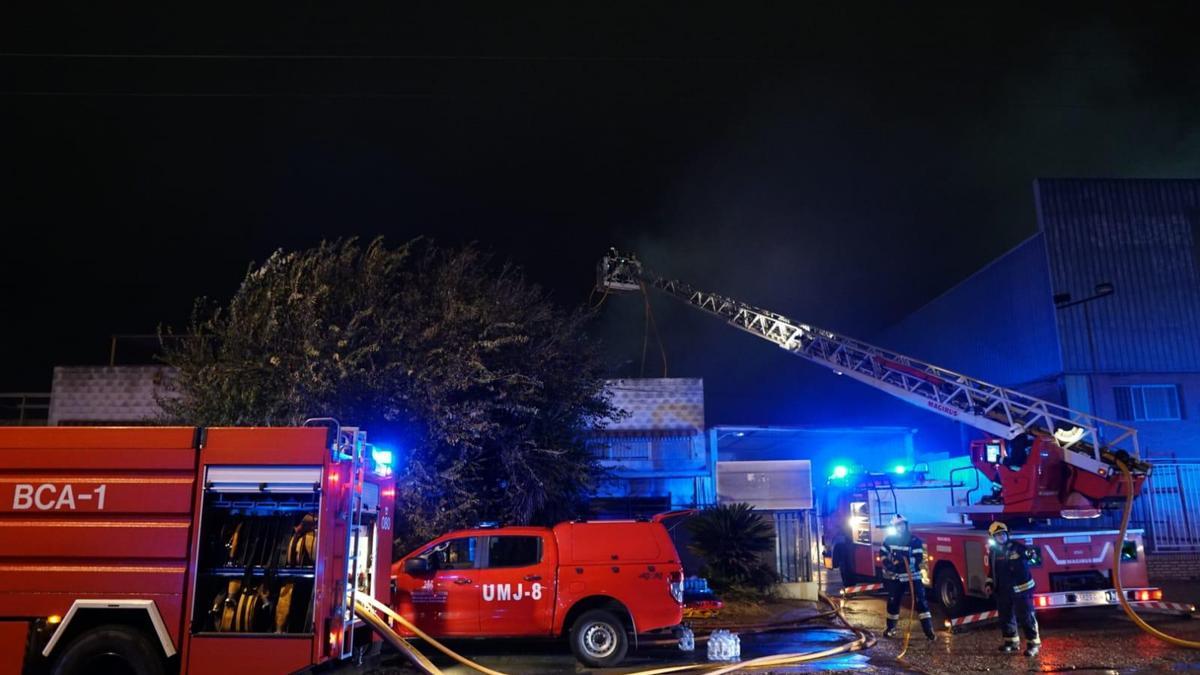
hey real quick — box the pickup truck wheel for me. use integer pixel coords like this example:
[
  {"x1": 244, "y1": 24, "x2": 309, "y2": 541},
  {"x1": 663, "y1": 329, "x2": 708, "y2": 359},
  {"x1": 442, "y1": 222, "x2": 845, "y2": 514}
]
[
  {"x1": 51, "y1": 624, "x2": 165, "y2": 675},
  {"x1": 935, "y1": 568, "x2": 969, "y2": 618},
  {"x1": 569, "y1": 609, "x2": 628, "y2": 667}
]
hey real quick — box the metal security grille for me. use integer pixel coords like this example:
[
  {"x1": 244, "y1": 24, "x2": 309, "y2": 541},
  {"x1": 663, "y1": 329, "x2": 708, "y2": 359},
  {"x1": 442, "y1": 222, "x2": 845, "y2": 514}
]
[
  {"x1": 773, "y1": 510, "x2": 815, "y2": 583},
  {"x1": 586, "y1": 434, "x2": 695, "y2": 461},
  {"x1": 1142, "y1": 462, "x2": 1200, "y2": 551}
]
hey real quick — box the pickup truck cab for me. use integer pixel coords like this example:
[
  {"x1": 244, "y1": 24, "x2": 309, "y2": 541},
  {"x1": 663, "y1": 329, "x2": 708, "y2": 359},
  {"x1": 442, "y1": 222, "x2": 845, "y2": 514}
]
[{"x1": 391, "y1": 513, "x2": 688, "y2": 666}]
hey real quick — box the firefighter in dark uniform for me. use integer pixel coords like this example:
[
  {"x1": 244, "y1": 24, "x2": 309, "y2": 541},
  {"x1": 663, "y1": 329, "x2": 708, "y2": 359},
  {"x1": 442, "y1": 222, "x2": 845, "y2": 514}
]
[
  {"x1": 882, "y1": 515, "x2": 935, "y2": 640},
  {"x1": 988, "y1": 521, "x2": 1041, "y2": 657}
]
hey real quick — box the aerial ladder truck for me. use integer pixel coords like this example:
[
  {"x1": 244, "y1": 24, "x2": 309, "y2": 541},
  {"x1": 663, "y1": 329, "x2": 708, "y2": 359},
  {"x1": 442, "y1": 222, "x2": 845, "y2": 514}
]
[{"x1": 596, "y1": 249, "x2": 1194, "y2": 629}]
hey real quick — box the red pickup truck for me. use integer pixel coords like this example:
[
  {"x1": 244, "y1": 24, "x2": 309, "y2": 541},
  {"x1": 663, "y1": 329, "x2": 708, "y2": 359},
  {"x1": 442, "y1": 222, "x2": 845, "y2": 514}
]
[{"x1": 391, "y1": 514, "x2": 687, "y2": 666}]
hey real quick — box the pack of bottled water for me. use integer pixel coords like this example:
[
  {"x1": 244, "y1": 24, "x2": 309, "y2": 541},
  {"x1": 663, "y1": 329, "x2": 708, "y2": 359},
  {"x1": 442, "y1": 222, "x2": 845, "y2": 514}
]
[
  {"x1": 677, "y1": 625, "x2": 695, "y2": 651},
  {"x1": 706, "y1": 629, "x2": 741, "y2": 661}
]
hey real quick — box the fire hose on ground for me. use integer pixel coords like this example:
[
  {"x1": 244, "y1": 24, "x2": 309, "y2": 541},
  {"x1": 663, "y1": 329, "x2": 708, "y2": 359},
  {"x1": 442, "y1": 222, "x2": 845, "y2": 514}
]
[
  {"x1": 354, "y1": 589, "x2": 876, "y2": 674},
  {"x1": 1113, "y1": 459, "x2": 1200, "y2": 649}
]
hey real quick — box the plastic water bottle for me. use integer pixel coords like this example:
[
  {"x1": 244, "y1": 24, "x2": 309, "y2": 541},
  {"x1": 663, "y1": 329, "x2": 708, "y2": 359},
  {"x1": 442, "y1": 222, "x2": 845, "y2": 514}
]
[
  {"x1": 707, "y1": 629, "x2": 739, "y2": 662},
  {"x1": 678, "y1": 626, "x2": 695, "y2": 652},
  {"x1": 707, "y1": 630, "x2": 723, "y2": 661}
]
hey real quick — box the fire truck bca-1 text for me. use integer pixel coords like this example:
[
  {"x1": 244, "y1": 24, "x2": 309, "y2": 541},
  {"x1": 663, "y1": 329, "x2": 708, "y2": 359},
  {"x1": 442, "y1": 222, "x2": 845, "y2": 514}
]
[
  {"x1": 0, "y1": 421, "x2": 395, "y2": 675},
  {"x1": 596, "y1": 249, "x2": 1193, "y2": 627}
]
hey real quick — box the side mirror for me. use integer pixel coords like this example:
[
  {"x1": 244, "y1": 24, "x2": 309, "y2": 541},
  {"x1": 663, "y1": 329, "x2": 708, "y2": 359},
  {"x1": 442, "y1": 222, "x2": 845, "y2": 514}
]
[{"x1": 404, "y1": 557, "x2": 430, "y2": 575}]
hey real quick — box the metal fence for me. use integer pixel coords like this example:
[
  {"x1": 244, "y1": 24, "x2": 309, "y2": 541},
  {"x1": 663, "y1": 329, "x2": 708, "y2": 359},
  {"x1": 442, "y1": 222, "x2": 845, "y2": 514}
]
[
  {"x1": 1140, "y1": 462, "x2": 1200, "y2": 552},
  {"x1": 0, "y1": 393, "x2": 50, "y2": 426},
  {"x1": 773, "y1": 510, "x2": 817, "y2": 583}
]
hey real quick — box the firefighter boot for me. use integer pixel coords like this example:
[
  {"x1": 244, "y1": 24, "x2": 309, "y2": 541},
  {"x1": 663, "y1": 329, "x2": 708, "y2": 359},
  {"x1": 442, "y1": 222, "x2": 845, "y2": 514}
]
[
  {"x1": 884, "y1": 615, "x2": 899, "y2": 639},
  {"x1": 999, "y1": 637, "x2": 1020, "y2": 653},
  {"x1": 920, "y1": 615, "x2": 935, "y2": 640},
  {"x1": 1024, "y1": 643, "x2": 1040, "y2": 658}
]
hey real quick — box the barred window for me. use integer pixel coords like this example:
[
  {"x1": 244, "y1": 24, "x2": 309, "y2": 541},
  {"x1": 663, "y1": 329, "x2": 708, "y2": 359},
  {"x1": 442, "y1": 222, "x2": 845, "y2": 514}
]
[
  {"x1": 1113, "y1": 385, "x2": 1182, "y2": 421},
  {"x1": 586, "y1": 434, "x2": 694, "y2": 461}
]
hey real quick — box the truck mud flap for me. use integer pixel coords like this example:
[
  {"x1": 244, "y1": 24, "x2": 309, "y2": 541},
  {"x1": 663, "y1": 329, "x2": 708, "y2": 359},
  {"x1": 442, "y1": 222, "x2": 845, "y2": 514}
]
[
  {"x1": 946, "y1": 610, "x2": 1000, "y2": 632},
  {"x1": 840, "y1": 583, "x2": 885, "y2": 596},
  {"x1": 1129, "y1": 600, "x2": 1195, "y2": 617},
  {"x1": 947, "y1": 600, "x2": 1195, "y2": 633}
]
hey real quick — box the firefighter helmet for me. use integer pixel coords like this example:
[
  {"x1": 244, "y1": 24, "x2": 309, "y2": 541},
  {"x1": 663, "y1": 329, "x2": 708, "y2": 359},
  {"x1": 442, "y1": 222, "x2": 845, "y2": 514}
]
[
  {"x1": 890, "y1": 514, "x2": 907, "y2": 527},
  {"x1": 988, "y1": 521, "x2": 1009, "y2": 537}
]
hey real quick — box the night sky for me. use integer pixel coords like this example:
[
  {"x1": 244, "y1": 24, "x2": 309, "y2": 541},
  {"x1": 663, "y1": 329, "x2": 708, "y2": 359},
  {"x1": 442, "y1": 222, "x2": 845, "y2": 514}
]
[{"x1": 3, "y1": 5, "x2": 1199, "y2": 427}]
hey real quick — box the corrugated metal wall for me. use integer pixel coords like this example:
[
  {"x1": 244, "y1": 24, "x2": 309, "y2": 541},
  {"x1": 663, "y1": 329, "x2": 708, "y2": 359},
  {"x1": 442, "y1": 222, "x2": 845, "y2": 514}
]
[
  {"x1": 1036, "y1": 179, "x2": 1200, "y2": 373},
  {"x1": 877, "y1": 234, "x2": 1062, "y2": 389}
]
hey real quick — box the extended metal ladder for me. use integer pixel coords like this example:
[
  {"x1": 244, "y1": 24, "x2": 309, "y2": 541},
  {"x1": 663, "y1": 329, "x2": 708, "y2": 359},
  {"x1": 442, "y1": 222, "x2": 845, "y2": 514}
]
[
  {"x1": 863, "y1": 475, "x2": 898, "y2": 529},
  {"x1": 598, "y1": 250, "x2": 1147, "y2": 480}
]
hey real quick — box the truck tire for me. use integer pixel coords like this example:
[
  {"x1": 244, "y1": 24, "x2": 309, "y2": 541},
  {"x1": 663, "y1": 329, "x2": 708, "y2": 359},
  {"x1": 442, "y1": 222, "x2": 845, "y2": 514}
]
[
  {"x1": 934, "y1": 568, "x2": 969, "y2": 618},
  {"x1": 569, "y1": 609, "x2": 628, "y2": 667},
  {"x1": 50, "y1": 624, "x2": 165, "y2": 675}
]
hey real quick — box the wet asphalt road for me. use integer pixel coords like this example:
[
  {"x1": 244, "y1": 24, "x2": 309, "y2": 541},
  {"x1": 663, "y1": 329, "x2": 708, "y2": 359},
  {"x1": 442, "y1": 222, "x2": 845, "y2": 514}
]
[
  {"x1": 842, "y1": 586, "x2": 1200, "y2": 674},
  {"x1": 345, "y1": 579, "x2": 1200, "y2": 674}
]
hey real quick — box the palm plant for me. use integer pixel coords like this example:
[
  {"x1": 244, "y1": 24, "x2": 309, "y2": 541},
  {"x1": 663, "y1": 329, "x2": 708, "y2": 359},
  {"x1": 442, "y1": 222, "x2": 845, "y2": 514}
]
[{"x1": 686, "y1": 502, "x2": 778, "y2": 592}]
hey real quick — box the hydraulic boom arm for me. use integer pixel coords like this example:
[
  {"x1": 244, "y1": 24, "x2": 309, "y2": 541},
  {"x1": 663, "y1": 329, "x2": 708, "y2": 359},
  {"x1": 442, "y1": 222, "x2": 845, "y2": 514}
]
[{"x1": 598, "y1": 250, "x2": 1149, "y2": 479}]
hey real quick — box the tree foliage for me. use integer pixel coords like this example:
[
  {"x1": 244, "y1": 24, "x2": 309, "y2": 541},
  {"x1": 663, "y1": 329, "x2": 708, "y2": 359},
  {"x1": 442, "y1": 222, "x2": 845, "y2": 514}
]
[
  {"x1": 686, "y1": 502, "x2": 778, "y2": 593},
  {"x1": 160, "y1": 238, "x2": 616, "y2": 550}
]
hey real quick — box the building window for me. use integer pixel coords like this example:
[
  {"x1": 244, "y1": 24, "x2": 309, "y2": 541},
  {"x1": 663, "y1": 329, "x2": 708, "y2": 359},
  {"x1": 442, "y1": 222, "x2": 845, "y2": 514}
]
[{"x1": 1113, "y1": 385, "x2": 1182, "y2": 421}]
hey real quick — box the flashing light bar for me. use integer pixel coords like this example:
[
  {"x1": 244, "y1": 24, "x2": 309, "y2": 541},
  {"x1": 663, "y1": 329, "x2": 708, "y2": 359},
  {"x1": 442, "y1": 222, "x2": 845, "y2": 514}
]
[{"x1": 370, "y1": 446, "x2": 395, "y2": 478}]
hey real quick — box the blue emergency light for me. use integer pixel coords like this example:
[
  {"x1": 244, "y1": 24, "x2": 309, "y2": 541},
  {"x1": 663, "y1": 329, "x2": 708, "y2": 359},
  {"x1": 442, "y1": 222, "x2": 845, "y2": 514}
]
[
  {"x1": 371, "y1": 446, "x2": 395, "y2": 477},
  {"x1": 832, "y1": 465, "x2": 848, "y2": 479}
]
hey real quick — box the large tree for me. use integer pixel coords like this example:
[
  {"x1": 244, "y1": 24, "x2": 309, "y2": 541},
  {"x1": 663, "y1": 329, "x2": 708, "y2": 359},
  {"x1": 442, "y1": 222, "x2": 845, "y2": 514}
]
[{"x1": 161, "y1": 238, "x2": 615, "y2": 550}]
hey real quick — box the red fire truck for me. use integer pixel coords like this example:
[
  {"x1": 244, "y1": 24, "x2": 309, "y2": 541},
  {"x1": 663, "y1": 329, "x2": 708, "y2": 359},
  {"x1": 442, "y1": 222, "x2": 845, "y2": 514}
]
[
  {"x1": 819, "y1": 441, "x2": 1164, "y2": 619},
  {"x1": 596, "y1": 250, "x2": 1192, "y2": 627},
  {"x1": 0, "y1": 422, "x2": 395, "y2": 675}
]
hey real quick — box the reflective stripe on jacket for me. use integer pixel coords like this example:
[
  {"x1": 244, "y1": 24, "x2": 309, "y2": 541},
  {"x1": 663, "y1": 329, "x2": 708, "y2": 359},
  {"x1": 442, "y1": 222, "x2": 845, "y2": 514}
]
[
  {"x1": 991, "y1": 540, "x2": 1035, "y2": 595},
  {"x1": 882, "y1": 532, "x2": 926, "y2": 578}
]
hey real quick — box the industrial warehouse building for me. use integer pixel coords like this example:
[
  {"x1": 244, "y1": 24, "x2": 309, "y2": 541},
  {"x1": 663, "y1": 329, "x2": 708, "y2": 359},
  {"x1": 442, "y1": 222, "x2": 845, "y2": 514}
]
[
  {"x1": 877, "y1": 178, "x2": 1200, "y2": 461},
  {"x1": 873, "y1": 178, "x2": 1200, "y2": 562}
]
